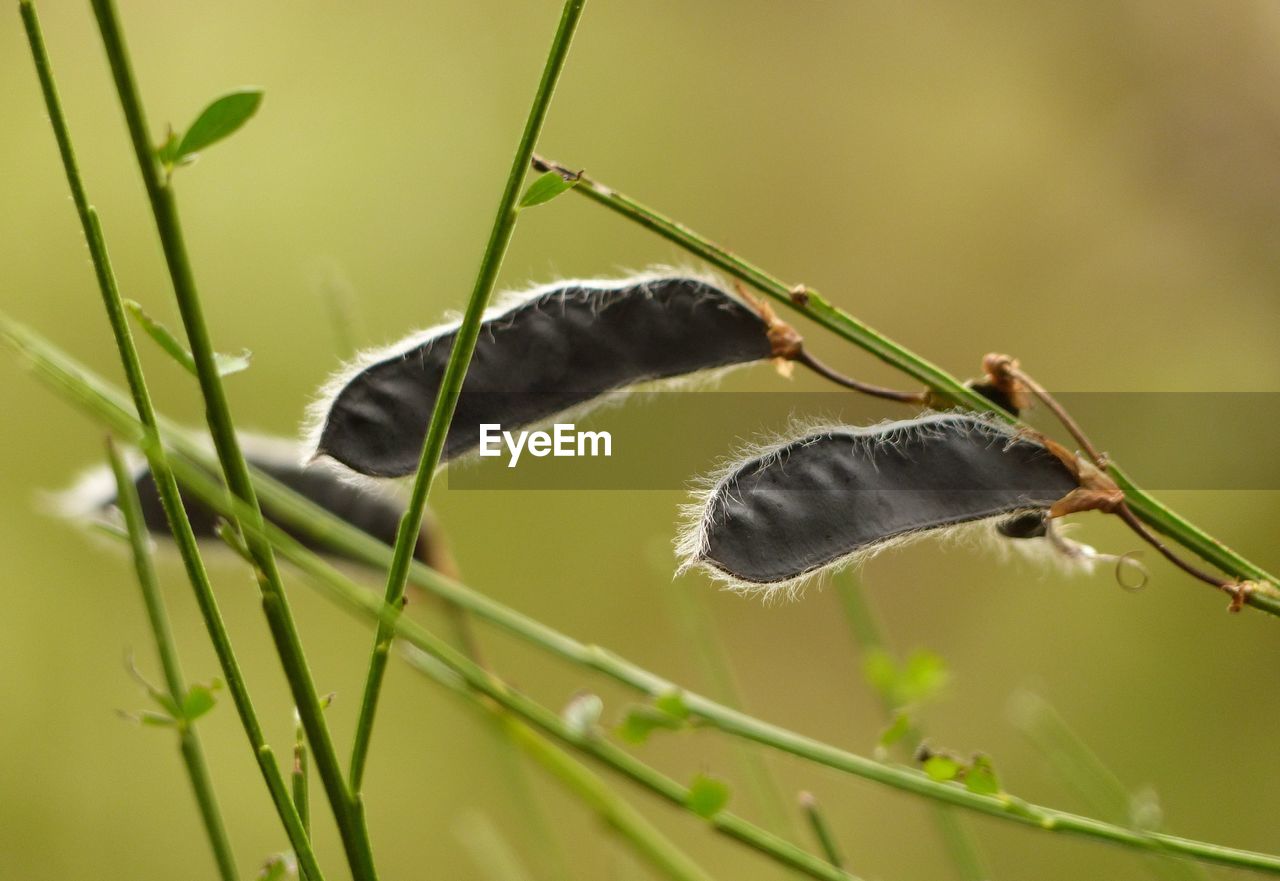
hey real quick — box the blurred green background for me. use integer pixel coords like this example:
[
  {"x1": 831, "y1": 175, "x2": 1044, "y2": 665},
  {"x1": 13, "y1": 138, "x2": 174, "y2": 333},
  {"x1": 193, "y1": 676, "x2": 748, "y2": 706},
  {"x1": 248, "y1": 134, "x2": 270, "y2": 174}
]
[{"x1": 3, "y1": 2, "x2": 1280, "y2": 879}]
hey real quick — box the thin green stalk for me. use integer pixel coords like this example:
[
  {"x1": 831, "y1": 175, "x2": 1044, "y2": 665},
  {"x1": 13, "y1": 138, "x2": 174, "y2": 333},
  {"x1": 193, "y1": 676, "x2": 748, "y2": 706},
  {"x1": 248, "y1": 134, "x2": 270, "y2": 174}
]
[
  {"x1": 349, "y1": 0, "x2": 588, "y2": 792},
  {"x1": 434, "y1": 594, "x2": 576, "y2": 881},
  {"x1": 505, "y1": 720, "x2": 713, "y2": 881},
  {"x1": 455, "y1": 813, "x2": 534, "y2": 881},
  {"x1": 798, "y1": 793, "x2": 844, "y2": 870},
  {"x1": 16, "y1": 5, "x2": 322, "y2": 876},
  {"x1": 106, "y1": 437, "x2": 239, "y2": 881},
  {"x1": 292, "y1": 711, "x2": 311, "y2": 881},
  {"x1": 667, "y1": 584, "x2": 800, "y2": 844},
  {"x1": 293, "y1": 726, "x2": 310, "y2": 838},
  {"x1": 86, "y1": 2, "x2": 376, "y2": 876},
  {"x1": 476, "y1": 704, "x2": 577, "y2": 881},
  {"x1": 403, "y1": 647, "x2": 715, "y2": 881},
  {"x1": 1009, "y1": 691, "x2": 1209, "y2": 881},
  {"x1": 532, "y1": 155, "x2": 1280, "y2": 617},
  {"x1": 835, "y1": 578, "x2": 989, "y2": 881},
  {"x1": 9, "y1": 322, "x2": 1280, "y2": 877}
]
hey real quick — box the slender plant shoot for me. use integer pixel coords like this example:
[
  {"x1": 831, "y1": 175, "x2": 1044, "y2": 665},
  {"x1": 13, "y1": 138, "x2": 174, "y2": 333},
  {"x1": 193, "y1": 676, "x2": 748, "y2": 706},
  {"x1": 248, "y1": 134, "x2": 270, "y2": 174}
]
[
  {"x1": 347, "y1": 0, "x2": 588, "y2": 793},
  {"x1": 106, "y1": 437, "x2": 240, "y2": 881},
  {"x1": 88, "y1": 0, "x2": 377, "y2": 874},
  {"x1": 17, "y1": 4, "x2": 323, "y2": 874}
]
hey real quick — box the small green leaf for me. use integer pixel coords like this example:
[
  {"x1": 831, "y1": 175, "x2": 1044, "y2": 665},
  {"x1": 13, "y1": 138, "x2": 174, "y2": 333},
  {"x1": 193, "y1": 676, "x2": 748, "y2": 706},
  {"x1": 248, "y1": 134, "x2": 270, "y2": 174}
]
[
  {"x1": 126, "y1": 299, "x2": 194, "y2": 372},
  {"x1": 138, "y1": 710, "x2": 178, "y2": 728},
  {"x1": 686, "y1": 774, "x2": 730, "y2": 818},
  {"x1": 182, "y1": 679, "x2": 222, "y2": 722},
  {"x1": 861, "y1": 649, "x2": 899, "y2": 698},
  {"x1": 900, "y1": 650, "x2": 950, "y2": 704},
  {"x1": 878, "y1": 711, "x2": 912, "y2": 750},
  {"x1": 863, "y1": 648, "x2": 950, "y2": 708},
  {"x1": 617, "y1": 704, "x2": 685, "y2": 744},
  {"x1": 174, "y1": 89, "x2": 264, "y2": 162},
  {"x1": 518, "y1": 169, "x2": 579, "y2": 209},
  {"x1": 965, "y1": 754, "x2": 1001, "y2": 796},
  {"x1": 125, "y1": 300, "x2": 251, "y2": 378},
  {"x1": 156, "y1": 128, "x2": 181, "y2": 167},
  {"x1": 653, "y1": 689, "x2": 690, "y2": 720},
  {"x1": 923, "y1": 755, "x2": 962, "y2": 782},
  {"x1": 562, "y1": 693, "x2": 604, "y2": 738}
]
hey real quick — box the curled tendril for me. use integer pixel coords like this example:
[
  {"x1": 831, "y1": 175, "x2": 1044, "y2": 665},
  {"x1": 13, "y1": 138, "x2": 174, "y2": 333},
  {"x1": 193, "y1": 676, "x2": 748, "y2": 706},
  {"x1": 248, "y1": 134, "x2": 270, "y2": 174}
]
[{"x1": 1113, "y1": 551, "x2": 1149, "y2": 592}]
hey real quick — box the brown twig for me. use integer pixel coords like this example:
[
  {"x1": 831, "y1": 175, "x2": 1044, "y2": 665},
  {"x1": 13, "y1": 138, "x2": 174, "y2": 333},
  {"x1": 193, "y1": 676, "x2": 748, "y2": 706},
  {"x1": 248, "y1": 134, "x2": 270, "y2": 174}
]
[
  {"x1": 733, "y1": 279, "x2": 927, "y2": 404},
  {"x1": 793, "y1": 349, "x2": 928, "y2": 403}
]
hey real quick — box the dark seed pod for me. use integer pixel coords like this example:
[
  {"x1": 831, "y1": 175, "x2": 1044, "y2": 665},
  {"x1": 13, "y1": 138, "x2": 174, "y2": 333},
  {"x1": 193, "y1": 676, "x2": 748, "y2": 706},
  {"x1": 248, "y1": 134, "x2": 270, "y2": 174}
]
[
  {"x1": 306, "y1": 274, "x2": 786, "y2": 477},
  {"x1": 995, "y1": 510, "x2": 1049, "y2": 539},
  {"x1": 54, "y1": 435, "x2": 445, "y2": 568},
  {"x1": 678, "y1": 413, "x2": 1082, "y2": 596}
]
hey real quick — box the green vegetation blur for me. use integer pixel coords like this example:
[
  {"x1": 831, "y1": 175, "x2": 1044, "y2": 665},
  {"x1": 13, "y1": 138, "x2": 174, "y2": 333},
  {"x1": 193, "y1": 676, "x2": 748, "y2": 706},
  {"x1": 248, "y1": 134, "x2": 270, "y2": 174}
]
[{"x1": 2, "y1": 2, "x2": 1279, "y2": 879}]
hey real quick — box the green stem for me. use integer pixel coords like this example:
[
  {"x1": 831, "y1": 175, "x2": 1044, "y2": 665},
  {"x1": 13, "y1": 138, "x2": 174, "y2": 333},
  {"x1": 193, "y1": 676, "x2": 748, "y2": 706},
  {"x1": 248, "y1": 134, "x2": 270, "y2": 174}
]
[
  {"x1": 10, "y1": 323, "x2": 1280, "y2": 877},
  {"x1": 86, "y1": 2, "x2": 376, "y2": 876},
  {"x1": 293, "y1": 720, "x2": 314, "y2": 881},
  {"x1": 106, "y1": 438, "x2": 239, "y2": 881},
  {"x1": 16, "y1": 5, "x2": 322, "y2": 877},
  {"x1": 532, "y1": 155, "x2": 1280, "y2": 616},
  {"x1": 404, "y1": 647, "x2": 715, "y2": 881},
  {"x1": 798, "y1": 793, "x2": 844, "y2": 870},
  {"x1": 433, "y1": 583, "x2": 576, "y2": 880},
  {"x1": 348, "y1": 0, "x2": 588, "y2": 792},
  {"x1": 835, "y1": 578, "x2": 989, "y2": 881},
  {"x1": 667, "y1": 584, "x2": 801, "y2": 845},
  {"x1": 292, "y1": 711, "x2": 311, "y2": 849}
]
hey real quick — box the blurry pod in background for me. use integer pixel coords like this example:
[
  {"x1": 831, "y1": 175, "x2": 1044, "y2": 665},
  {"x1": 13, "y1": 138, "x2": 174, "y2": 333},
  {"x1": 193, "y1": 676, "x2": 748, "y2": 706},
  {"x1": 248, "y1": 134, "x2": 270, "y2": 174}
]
[
  {"x1": 677, "y1": 412, "x2": 1123, "y2": 600},
  {"x1": 51, "y1": 433, "x2": 454, "y2": 574},
  {"x1": 305, "y1": 272, "x2": 923, "y2": 479}
]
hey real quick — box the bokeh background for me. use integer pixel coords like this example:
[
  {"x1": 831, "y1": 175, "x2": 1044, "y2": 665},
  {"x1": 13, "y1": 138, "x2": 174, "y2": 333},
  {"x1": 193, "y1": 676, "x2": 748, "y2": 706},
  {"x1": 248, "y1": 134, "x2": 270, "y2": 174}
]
[{"x1": 3, "y1": 2, "x2": 1280, "y2": 879}]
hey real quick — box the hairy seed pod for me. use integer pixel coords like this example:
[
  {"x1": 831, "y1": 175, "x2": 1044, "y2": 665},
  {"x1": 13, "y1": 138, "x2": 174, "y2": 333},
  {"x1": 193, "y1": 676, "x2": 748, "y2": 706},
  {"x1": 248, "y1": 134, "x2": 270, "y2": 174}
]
[
  {"x1": 307, "y1": 275, "x2": 789, "y2": 477},
  {"x1": 678, "y1": 413, "x2": 1081, "y2": 596},
  {"x1": 54, "y1": 435, "x2": 446, "y2": 568}
]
